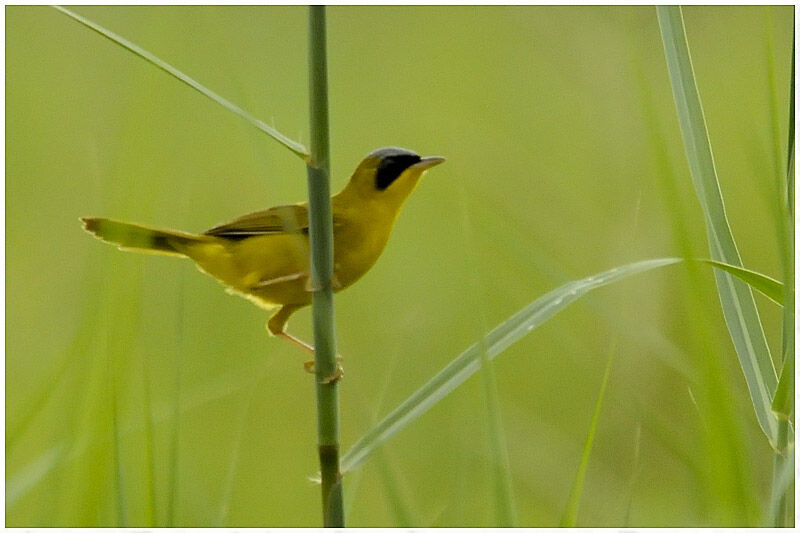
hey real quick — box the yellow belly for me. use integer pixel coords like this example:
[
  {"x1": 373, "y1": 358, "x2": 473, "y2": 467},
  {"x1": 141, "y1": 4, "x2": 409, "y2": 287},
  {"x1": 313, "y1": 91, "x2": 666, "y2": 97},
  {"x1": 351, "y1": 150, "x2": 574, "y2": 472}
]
[
  {"x1": 180, "y1": 233, "x2": 310, "y2": 309},
  {"x1": 179, "y1": 211, "x2": 392, "y2": 311}
]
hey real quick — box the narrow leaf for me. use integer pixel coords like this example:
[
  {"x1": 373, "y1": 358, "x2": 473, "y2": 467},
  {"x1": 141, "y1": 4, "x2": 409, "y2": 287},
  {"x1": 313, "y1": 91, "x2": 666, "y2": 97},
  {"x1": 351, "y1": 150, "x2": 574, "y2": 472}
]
[
  {"x1": 657, "y1": 6, "x2": 778, "y2": 444},
  {"x1": 786, "y1": 40, "x2": 795, "y2": 212},
  {"x1": 775, "y1": 39, "x2": 795, "y2": 422},
  {"x1": 697, "y1": 259, "x2": 785, "y2": 306},
  {"x1": 53, "y1": 5, "x2": 310, "y2": 161},
  {"x1": 479, "y1": 332, "x2": 517, "y2": 526},
  {"x1": 560, "y1": 345, "x2": 614, "y2": 527},
  {"x1": 767, "y1": 443, "x2": 794, "y2": 525},
  {"x1": 772, "y1": 354, "x2": 794, "y2": 421},
  {"x1": 341, "y1": 258, "x2": 682, "y2": 473}
]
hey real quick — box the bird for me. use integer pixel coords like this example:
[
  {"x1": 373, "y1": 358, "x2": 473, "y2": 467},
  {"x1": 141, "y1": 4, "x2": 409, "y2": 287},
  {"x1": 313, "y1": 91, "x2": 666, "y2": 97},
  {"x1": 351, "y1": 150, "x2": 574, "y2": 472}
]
[{"x1": 81, "y1": 147, "x2": 445, "y2": 379}]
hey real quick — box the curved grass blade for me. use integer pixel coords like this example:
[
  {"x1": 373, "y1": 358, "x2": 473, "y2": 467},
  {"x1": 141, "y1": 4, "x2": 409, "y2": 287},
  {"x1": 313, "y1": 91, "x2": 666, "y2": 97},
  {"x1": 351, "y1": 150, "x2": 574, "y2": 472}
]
[
  {"x1": 53, "y1": 5, "x2": 310, "y2": 161},
  {"x1": 697, "y1": 259, "x2": 785, "y2": 306},
  {"x1": 559, "y1": 344, "x2": 614, "y2": 527},
  {"x1": 340, "y1": 257, "x2": 682, "y2": 473},
  {"x1": 657, "y1": 6, "x2": 778, "y2": 445}
]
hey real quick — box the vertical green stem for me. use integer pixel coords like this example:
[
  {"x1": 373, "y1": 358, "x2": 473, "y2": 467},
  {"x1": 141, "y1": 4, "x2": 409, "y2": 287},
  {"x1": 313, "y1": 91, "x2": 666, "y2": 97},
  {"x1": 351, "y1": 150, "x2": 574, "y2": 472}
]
[
  {"x1": 771, "y1": 31, "x2": 795, "y2": 529},
  {"x1": 771, "y1": 419, "x2": 791, "y2": 526},
  {"x1": 306, "y1": 5, "x2": 344, "y2": 527}
]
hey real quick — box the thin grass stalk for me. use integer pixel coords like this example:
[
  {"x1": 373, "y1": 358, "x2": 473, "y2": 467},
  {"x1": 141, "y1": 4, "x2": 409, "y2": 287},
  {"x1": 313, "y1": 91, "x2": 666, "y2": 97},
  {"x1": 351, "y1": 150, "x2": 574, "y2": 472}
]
[
  {"x1": 52, "y1": 6, "x2": 310, "y2": 160},
  {"x1": 659, "y1": 6, "x2": 793, "y2": 524},
  {"x1": 623, "y1": 425, "x2": 642, "y2": 526},
  {"x1": 110, "y1": 356, "x2": 127, "y2": 526},
  {"x1": 771, "y1": 420, "x2": 791, "y2": 526},
  {"x1": 764, "y1": 7, "x2": 787, "y2": 217},
  {"x1": 166, "y1": 277, "x2": 184, "y2": 527},
  {"x1": 140, "y1": 359, "x2": 157, "y2": 526},
  {"x1": 559, "y1": 345, "x2": 614, "y2": 527},
  {"x1": 631, "y1": 55, "x2": 753, "y2": 518},
  {"x1": 770, "y1": 30, "x2": 795, "y2": 528},
  {"x1": 778, "y1": 38, "x2": 795, "y2": 389},
  {"x1": 477, "y1": 338, "x2": 517, "y2": 526},
  {"x1": 458, "y1": 191, "x2": 517, "y2": 526},
  {"x1": 657, "y1": 5, "x2": 778, "y2": 445},
  {"x1": 305, "y1": 6, "x2": 344, "y2": 527},
  {"x1": 786, "y1": 37, "x2": 795, "y2": 215},
  {"x1": 374, "y1": 451, "x2": 415, "y2": 527}
]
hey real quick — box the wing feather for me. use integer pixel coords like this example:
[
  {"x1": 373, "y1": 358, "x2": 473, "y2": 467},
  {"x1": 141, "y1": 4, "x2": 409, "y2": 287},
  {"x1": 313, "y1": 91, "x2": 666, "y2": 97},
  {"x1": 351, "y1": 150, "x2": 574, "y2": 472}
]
[{"x1": 204, "y1": 204, "x2": 309, "y2": 240}]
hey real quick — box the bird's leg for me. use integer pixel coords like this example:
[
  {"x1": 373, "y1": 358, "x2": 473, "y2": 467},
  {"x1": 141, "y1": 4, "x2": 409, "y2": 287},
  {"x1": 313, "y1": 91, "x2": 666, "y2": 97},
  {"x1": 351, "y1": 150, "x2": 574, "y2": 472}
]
[
  {"x1": 276, "y1": 330, "x2": 314, "y2": 353},
  {"x1": 256, "y1": 271, "x2": 308, "y2": 287},
  {"x1": 275, "y1": 331, "x2": 343, "y2": 381},
  {"x1": 267, "y1": 305, "x2": 344, "y2": 383},
  {"x1": 273, "y1": 329, "x2": 337, "y2": 378}
]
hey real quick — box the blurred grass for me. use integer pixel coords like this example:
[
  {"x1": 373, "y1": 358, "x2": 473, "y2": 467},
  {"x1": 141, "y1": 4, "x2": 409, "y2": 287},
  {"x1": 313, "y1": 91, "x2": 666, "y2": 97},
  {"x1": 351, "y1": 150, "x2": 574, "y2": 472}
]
[
  {"x1": 560, "y1": 344, "x2": 614, "y2": 527},
  {"x1": 659, "y1": 7, "x2": 793, "y2": 526},
  {"x1": 5, "y1": 5, "x2": 793, "y2": 527}
]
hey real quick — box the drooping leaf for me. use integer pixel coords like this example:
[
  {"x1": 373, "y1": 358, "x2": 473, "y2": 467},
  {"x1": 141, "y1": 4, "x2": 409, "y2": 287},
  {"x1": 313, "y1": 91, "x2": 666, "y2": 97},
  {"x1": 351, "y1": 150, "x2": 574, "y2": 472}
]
[
  {"x1": 341, "y1": 258, "x2": 682, "y2": 473},
  {"x1": 697, "y1": 259, "x2": 785, "y2": 306}
]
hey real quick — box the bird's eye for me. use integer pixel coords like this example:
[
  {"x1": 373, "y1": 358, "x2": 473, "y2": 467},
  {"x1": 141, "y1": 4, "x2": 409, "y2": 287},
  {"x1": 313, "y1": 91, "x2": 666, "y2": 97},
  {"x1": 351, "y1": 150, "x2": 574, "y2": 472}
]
[{"x1": 374, "y1": 154, "x2": 421, "y2": 190}]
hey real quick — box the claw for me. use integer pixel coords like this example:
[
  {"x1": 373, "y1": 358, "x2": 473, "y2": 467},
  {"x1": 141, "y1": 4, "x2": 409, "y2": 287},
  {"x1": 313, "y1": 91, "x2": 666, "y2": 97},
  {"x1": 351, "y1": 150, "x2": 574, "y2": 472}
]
[
  {"x1": 268, "y1": 308, "x2": 343, "y2": 382},
  {"x1": 321, "y1": 360, "x2": 345, "y2": 384},
  {"x1": 304, "y1": 356, "x2": 344, "y2": 384}
]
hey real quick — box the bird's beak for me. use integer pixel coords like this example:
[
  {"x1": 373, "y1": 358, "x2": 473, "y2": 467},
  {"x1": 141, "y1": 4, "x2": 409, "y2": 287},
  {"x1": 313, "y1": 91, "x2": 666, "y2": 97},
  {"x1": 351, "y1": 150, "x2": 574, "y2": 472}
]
[{"x1": 411, "y1": 156, "x2": 446, "y2": 170}]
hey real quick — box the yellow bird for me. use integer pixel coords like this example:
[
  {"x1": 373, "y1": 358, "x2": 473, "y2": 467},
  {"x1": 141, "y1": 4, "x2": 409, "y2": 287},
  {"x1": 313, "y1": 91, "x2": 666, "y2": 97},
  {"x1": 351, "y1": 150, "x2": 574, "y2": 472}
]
[{"x1": 82, "y1": 147, "x2": 444, "y2": 367}]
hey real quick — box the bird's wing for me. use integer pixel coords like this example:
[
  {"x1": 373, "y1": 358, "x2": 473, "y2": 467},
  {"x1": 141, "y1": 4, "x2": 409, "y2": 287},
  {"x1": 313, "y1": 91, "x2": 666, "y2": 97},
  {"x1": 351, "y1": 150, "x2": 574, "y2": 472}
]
[{"x1": 204, "y1": 204, "x2": 310, "y2": 240}]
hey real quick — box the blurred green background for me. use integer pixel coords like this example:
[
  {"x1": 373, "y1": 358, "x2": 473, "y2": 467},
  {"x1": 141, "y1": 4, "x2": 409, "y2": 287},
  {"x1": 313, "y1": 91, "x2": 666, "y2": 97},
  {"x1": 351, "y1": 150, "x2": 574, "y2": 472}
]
[{"x1": 6, "y1": 5, "x2": 793, "y2": 527}]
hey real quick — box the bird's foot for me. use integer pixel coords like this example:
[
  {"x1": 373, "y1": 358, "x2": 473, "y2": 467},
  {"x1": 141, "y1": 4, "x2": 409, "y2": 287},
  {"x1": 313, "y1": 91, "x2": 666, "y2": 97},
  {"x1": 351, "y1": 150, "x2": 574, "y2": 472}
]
[{"x1": 304, "y1": 355, "x2": 344, "y2": 384}]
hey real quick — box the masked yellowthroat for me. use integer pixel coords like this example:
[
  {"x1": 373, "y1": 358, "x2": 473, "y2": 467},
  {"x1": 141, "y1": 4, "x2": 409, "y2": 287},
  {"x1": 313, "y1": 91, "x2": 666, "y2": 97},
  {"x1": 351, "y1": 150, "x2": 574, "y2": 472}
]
[{"x1": 82, "y1": 147, "x2": 444, "y2": 357}]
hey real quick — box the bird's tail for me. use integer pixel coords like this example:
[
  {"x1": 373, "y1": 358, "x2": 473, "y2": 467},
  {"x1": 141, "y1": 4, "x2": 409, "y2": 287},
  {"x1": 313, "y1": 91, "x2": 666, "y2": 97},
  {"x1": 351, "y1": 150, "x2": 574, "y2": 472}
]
[{"x1": 81, "y1": 217, "x2": 208, "y2": 257}]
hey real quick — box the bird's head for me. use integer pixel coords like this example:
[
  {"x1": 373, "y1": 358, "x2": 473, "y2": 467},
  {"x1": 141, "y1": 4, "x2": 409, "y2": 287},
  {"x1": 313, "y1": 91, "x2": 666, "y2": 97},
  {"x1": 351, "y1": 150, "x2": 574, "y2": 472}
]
[{"x1": 340, "y1": 147, "x2": 445, "y2": 208}]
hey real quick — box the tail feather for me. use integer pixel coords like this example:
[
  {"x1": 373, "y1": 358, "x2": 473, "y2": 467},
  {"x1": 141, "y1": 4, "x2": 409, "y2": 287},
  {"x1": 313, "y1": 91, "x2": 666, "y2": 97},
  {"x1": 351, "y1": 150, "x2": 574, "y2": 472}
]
[{"x1": 81, "y1": 217, "x2": 204, "y2": 256}]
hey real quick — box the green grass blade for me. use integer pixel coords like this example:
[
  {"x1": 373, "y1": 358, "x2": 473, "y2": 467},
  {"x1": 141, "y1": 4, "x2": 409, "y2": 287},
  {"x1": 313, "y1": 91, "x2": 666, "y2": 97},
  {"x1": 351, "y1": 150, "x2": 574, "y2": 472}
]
[
  {"x1": 216, "y1": 381, "x2": 258, "y2": 527},
  {"x1": 374, "y1": 451, "x2": 416, "y2": 527},
  {"x1": 774, "y1": 37, "x2": 795, "y2": 422},
  {"x1": 559, "y1": 343, "x2": 614, "y2": 527},
  {"x1": 767, "y1": 441, "x2": 794, "y2": 525},
  {"x1": 166, "y1": 276, "x2": 186, "y2": 527},
  {"x1": 786, "y1": 40, "x2": 795, "y2": 212},
  {"x1": 140, "y1": 360, "x2": 157, "y2": 526},
  {"x1": 52, "y1": 5, "x2": 310, "y2": 161},
  {"x1": 166, "y1": 362, "x2": 181, "y2": 527},
  {"x1": 657, "y1": 6, "x2": 778, "y2": 445},
  {"x1": 772, "y1": 354, "x2": 794, "y2": 421},
  {"x1": 697, "y1": 259, "x2": 785, "y2": 306},
  {"x1": 110, "y1": 372, "x2": 127, "y2": 526},
  {"x1": 459, "y1": 190, "x2": 517, "y2": 526},
  {"x1": 341, "y1": 257, "x2": 682, "y2": 473},
  {"x1": 6, "y1": 444, "x2": 68, "y2": 508},
  {"x1": 623, "y1": 424, "x2": 642, "y2": 526},
  {"x1": 479, "y1": 346, "x2": 517, "y2": 527}
]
